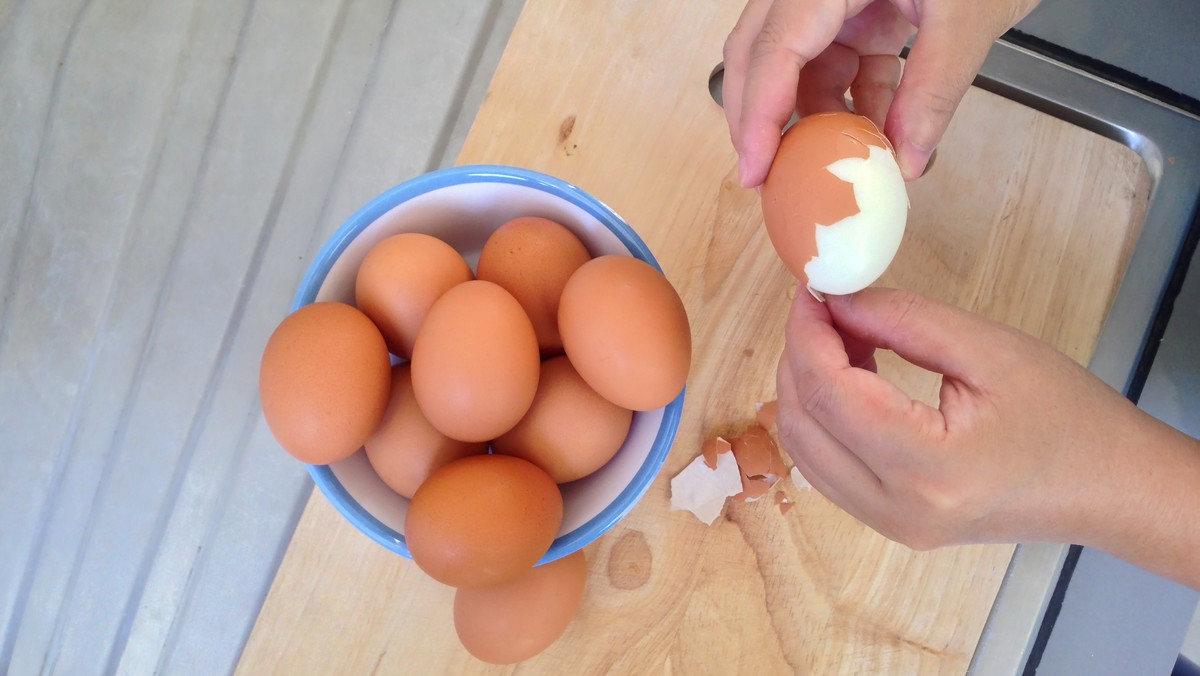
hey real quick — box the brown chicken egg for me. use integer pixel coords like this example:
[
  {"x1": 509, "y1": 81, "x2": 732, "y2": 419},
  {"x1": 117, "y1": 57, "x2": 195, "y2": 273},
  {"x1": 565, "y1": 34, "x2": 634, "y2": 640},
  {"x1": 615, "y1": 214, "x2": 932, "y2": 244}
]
[
  {"x1": 476, "y1": 216, "x2": 592, "y2": 356},
  {"x1": 761, "y1": 111, "x2": 908, "y2": 296},
  {"x1": 259, "y1": 302, "x2": 391, "y2": 465},
  {"x1": 410, "y1": 280, "x2": 541, "y2": 442},
  {"x1": 363, "y1": 363, "x2": 488, "y2": 499},
  {"x1": 558, "y1": 255, "x2": 690, "y2": 411},
  {"x1": 492, "y1": 356, "x2": 632, "y2": 484},
  {"x1": 453, "y1": 550, "x2": 587, "y2": 664},
  {"x1": 406, "y1": 454, "x2": 563, "y2": 589},
  {"x1": 354, "y1": 232, "x2": 474, "y2": 358}
]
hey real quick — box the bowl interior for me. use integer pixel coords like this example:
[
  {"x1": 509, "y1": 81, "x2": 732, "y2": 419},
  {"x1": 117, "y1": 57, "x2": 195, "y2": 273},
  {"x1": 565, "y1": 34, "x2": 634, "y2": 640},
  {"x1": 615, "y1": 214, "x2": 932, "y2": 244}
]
[{"x1": 300, "y1": 168, "x2": 681, "y2": 563}]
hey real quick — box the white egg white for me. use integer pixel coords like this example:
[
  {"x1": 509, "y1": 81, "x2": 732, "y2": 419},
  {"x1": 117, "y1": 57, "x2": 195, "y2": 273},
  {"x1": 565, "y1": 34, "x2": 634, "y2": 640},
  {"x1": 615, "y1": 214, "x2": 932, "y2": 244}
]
[{"x1": 804, "y1": 144, "x2": 908, "y2": 296}]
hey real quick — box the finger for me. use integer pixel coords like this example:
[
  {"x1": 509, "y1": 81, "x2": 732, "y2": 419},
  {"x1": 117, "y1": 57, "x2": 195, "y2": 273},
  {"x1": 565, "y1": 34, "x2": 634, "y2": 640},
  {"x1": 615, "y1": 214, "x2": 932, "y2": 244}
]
[
  {"x1": 883, "y1": 3, "x2": 1014, "y2": 180},
  {"x1": 835, "y1": 326, "x2": 877, "y2": 372},
  {"x1": 777, "y1": 357, "x2": 885, "y2": 519},
  {"x1": 783, "y1": 289, "x2": 945, "y2": 466},
  {"x1": 823, "y1": 289, "x2": 1019, "y2": 387},
  {"x1": 833, "y1": 0, "x2": 916, "y2": 55},
  {"x1": 722, "y1": 0, "x2": 776, "y2": 156},
  {"x1": 794, "y1": 43, "x2": 858, "y2": 118},
  {"x1": 848, "y1": 54, "x2": 901, "y2": 130},
  {"x1": 736, "y1": 0, "x2": 850, "y2": 188},
  {"x1": 781, "y1": 424, "x2": 885, "y2": 529}
]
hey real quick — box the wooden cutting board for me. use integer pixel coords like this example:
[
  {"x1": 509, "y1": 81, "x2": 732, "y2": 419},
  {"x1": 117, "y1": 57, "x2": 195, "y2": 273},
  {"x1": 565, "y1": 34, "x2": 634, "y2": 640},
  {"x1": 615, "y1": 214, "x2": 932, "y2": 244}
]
[{"x1": 236, "y1": 0, "x2": 1149, "y2": 673}]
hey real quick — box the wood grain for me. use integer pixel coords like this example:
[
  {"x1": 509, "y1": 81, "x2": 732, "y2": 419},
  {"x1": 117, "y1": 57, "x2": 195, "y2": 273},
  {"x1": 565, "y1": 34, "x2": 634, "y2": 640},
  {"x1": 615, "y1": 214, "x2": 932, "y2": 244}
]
[{"x1": 237, "y1": 0, "x2": 1150, "y2": 673}]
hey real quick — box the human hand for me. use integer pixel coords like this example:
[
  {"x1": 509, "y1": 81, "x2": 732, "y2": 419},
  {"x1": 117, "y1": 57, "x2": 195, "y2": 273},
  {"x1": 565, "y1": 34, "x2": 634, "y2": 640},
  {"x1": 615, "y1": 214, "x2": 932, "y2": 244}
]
[
  {"x1": 775, "y1": 288, "x2": 1200, "y2": 588},
  {"x1": 722, "y1": 0, "x2": 1041, "y2": 186}
]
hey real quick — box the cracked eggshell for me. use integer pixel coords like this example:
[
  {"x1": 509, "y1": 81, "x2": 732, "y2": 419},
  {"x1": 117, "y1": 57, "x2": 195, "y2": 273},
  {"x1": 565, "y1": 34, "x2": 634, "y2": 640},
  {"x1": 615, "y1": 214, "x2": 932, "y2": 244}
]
[
  {"x1": 669, "y1": 449, "x2": 742, "y2": 525},
  {"x1": 701, "y1": 436, "x2": 732, "y2": 470},
  {"x1": 761, "y1": 112, "x2": 908, "y2": 296},
  {"x1": 729, "y1": 424, "x2": 787, "y2": 481},
  {"x1": 790, "y1": 465, "x2": 813, "y2": 492}
]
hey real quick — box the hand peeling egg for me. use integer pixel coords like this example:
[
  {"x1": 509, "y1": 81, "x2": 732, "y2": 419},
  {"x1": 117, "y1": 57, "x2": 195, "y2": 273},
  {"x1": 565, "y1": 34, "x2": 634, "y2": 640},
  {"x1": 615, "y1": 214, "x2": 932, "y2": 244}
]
[{"x1": 761, "y1": 112, "x2": 908, "y2": 296}]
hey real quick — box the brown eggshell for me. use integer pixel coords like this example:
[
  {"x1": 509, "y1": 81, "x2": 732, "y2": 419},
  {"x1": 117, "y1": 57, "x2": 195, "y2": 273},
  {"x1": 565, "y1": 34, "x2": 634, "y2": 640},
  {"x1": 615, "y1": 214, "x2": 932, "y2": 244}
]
[
  {"x1": 557, "y1": 255, "x2": 690, "y2": 411},
  {"x1": 410, "y1": 280, "x2": 540, "y2": 442},
  {"x1": 363, "y1": 363, "x2": 487, "y2": 499},
  {"x1": 492, "y1": 356, "x2": 632, "y2": 484},
  {"x1": 259, "y1": 302, "x2": 391, "y2": 465},
  {"x1": 701, "y1": 436, "x2": 732, "y2": 470},
  {"x1": 354, "y1": 232, "x2": 474, "y2": 358},
  {"x1": 406, "y1": 454, "x2": 563, "y2": 589},
  {"x1": 476, "y1": 217, "x2": 591, "y2": 355},
  {"x1": 730, "y1": 424, "x2": 787, "y2": 479},
  {"x1": 761, "y1": 112, "x2": 892, "y2": 284},
  {"x1": 453, "y1": 550, "x2": 587, "y2": 664}
]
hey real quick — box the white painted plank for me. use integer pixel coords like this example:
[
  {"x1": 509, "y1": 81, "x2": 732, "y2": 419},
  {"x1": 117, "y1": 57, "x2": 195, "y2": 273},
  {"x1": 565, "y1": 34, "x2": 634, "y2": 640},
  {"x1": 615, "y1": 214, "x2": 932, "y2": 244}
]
[
  {"x1": 11, "y1": 0, "x2": 346, "y2": 672},
  {"x1": 0, "y1": 0, "x2": 523, "y2": 674}
]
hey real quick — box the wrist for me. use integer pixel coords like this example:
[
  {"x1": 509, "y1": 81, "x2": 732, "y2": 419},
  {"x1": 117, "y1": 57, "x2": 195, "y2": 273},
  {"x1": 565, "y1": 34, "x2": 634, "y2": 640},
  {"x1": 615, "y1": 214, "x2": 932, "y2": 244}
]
[{"x1": 1074, "y1": 408, "x2": 1200, "y2": 590}]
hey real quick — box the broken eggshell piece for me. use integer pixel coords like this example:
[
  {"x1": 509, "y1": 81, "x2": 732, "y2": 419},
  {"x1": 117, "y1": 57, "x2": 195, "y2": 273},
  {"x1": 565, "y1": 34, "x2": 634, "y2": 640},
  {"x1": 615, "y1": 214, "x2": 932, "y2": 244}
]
[
  {"x1": 669, "y1": 447, "x2": 742, "y2": 525},
  {"x1": 790, "y1": 465, "x2": 813, "y2": 492},
  {"x1": 701, "y1": 435, "x2": 732, "y2": 470},
  {"x1": 761, "y1": 112, "x2": 908, "y2": 297}
]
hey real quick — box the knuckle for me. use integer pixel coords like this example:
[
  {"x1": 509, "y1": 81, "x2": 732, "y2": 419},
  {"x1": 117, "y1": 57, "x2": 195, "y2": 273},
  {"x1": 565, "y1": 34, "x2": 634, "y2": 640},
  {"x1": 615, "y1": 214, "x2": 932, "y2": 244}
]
[
  {"x1": 914, "y1": 86, "x2": 962, "y2": 119},
  {"x1": 747, "y1": 15, "x2": 801, "y2": 67},
  {"x1": 797, "y1": 371, "x2": 836, "y2": 417},
  {"x1": 754, "y1": 15, "x2": 790, "y2": 52},
  {"x1": 721, "y1": 33, "x2": 741, "y2": 65}
]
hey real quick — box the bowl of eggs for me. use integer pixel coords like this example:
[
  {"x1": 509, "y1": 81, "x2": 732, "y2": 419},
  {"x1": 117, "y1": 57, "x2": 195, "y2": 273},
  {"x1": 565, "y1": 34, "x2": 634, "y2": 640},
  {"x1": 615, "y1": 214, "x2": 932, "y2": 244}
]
[{"x1": 259, "y1": 165, "x2": 689, "y2": 594}]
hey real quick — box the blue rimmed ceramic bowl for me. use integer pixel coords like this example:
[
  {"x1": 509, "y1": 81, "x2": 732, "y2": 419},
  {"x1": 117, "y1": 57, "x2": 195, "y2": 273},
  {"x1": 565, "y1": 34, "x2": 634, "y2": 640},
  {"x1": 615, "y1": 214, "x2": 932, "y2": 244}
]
[{"x1": 293, "y1": 165, "x2": 685, "y2": 565}]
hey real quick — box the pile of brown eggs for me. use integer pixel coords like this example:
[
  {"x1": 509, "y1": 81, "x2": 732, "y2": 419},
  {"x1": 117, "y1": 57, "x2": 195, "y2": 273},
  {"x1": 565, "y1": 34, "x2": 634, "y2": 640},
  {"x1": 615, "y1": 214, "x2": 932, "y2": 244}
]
[{"x1": 259, "y1": 216, "x2": 690, "y2": 663}]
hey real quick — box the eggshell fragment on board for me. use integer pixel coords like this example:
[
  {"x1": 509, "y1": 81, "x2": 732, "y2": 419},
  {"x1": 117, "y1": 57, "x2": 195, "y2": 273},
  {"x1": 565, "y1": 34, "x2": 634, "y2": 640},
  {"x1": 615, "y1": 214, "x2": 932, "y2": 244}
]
[
  {"x1": 775, "y1": 492, "x2": 794, "y2": 515},
  {"x1": 791, "y1": 465, "x2": 813, "y2": 492},
  {"x1": 755, "y1": 400, "x2": 778, "y2": 433},
  {"x1": 761, "y1": 111, "x2": 908, "y2": 296},
  {"x1": 729, "y1": 424, "x2": 787, "y2": 481},
  {"x1": 701, "y1": 436, "x2": 732, "y2": 470},
  {"x1": 453, "y1": 550, "x2": 587, "y2": 665},
  {"x1": 669, "y1": 447, "x2": 742, "y2": 525}
]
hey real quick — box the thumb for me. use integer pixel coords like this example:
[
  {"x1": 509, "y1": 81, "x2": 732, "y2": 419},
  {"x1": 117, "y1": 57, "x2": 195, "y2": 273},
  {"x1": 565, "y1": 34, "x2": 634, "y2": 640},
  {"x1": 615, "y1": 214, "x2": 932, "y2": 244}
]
[
  {"x1": 884, "y1": 7, "x2": 1002, "y2": 180},
  {"x1": 824, "y1": 288, "x2": 1018, "y2": 386}
]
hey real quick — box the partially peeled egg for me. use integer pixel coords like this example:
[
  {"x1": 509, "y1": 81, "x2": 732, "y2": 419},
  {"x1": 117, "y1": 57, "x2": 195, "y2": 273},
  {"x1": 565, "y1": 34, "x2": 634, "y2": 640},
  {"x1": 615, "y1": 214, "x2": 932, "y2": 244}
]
[{"x1": 761, "y1": 112, "x2": 908, "y2": 296}]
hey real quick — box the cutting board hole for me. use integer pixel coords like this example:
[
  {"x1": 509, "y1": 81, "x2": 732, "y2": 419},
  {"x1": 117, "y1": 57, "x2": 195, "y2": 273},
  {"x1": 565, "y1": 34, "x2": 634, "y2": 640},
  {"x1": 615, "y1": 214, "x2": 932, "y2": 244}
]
[
  {"x1": 708, "y1": 62, "x2": 801, "y2": 131},
  {"x1": 708, "y1": 63, "x2": 725, "y2": 107}
]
